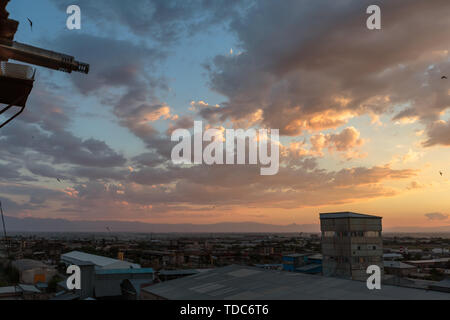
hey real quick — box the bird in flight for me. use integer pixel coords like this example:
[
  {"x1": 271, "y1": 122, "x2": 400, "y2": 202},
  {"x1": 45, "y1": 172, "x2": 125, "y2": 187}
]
[
  {"x1": 56, "y1": 178, "x2": 62, "y2": 183},
  {"x1": 27, "y1": 18, "x2": 33, "y2": 31},
  {"x1": 442, "y1": 76, "x2": 448, "y2": 80},
  {"x1": 439, "y1": 171, "x2": 443, "y2": 176}
]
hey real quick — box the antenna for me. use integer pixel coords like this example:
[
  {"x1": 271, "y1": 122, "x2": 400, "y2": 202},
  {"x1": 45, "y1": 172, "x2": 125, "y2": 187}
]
[{"x1": 0, "y1": 200, "x2": 9, "y2": 258}]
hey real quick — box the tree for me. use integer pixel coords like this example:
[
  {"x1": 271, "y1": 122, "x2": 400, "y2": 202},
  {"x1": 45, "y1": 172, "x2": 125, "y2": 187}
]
[
  {"x1": 47, "y1": 275, "x2": 63, "y2": 293},
  {"x1": 4, "y1": 263, "x2": 19, "y2": 283}
]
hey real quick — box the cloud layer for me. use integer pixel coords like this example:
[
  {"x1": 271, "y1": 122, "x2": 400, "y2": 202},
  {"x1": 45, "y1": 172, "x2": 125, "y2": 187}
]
[{"x1": 1, "y1": 0, "x2": 449, "y2": 224}]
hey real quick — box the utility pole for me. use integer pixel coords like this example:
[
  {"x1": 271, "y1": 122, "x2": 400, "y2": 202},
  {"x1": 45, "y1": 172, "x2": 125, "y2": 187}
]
[{"x1": 0, "y1": 200, "x2": 9, "y2": 258}]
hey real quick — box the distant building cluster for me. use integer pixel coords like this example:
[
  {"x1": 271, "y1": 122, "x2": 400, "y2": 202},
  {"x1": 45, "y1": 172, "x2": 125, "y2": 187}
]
[{"x1": 0, "y1": 212, "x2": 449, "y2": 300}]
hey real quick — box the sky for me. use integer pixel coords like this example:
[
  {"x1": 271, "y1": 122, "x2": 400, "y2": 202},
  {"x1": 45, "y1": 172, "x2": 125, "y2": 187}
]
[{"x1": 1, "y1": 0, "x2": 450, "y2": 229}]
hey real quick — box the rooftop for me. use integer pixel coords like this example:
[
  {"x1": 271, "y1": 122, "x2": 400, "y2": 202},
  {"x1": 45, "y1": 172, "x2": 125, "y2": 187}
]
[
  {"x1": 96, "y1": 268, "x2": 154, "y2": 275},
  {"x1": 11, "y1": 259, "x2": 49, "y2": 271},
  {"x1": 0, "y1": 286, "x2": 20, "y2": 295},
  {"x1": 61, "y1": 251, "x2": 140, "y2": 269},
  {"x1": 295, "y1": 264, "x2": 322, "y2": 272},
  {"x1": 283, "y1": 253, "x2": 309, "y2": 258},
  {"x1": 320, "y1": 212, "x2": 382, "y2": 219},
  {"x1": 406, "y1": 258, "x2": 450, "y2": 264},
  {"x1": 0, "y1": 284, "x2": 40, "y2": 295},
  {"x1": 383, "y1": 261, "x2": 416, "y2": 269},
  {"x1": 159, "y1": 269, "x2": 212, "y2": 276},
  {"x1": 142, "y1": 265, "x2": 450, "y2": 300},
  {"x1": 430, "y1": 279, "x2": 450, "y2": 290}
]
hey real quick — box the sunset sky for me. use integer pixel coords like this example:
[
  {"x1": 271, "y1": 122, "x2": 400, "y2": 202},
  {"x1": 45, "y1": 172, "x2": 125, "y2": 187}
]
[{"x1": 1, "y1": 0, "x2": 450, "y2": 230}]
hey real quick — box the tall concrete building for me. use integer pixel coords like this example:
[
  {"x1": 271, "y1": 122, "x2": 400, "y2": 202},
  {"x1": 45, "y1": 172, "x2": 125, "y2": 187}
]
[{"x1": 320, "y1": 212, "x2": 383, "y2": 281}]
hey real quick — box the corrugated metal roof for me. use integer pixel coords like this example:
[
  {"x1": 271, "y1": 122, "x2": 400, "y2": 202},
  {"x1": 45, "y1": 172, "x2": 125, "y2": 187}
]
[
  {"x1": 295, "y1": 264, "x2": 322, "y2": 272},
  {"x1": 407, "y1": 258, "x2": 450, "y2": 264},
  {"x1": 383, "y1": 261, "x2": 416, "y2": 269},
  {"x1": 0, "y1": 286, "x2": 21, "y2": 294},
  {"x1": 284, "y1": 253, "x2": 308, "y2": 258},
  {"x1": 17, "y1": 284, "x2": 41, "y2": 293},
  {"x1": 96, "y1": 268, "x2": 154, "y2": 275},
  {"x1": 307, "y1": 253, "x2": 323, "y2": 260},
  {"x1": 49, "y1": 292, "x2": 80, "y2": 300},
  {"x1": 383, "y1": 253, "x2": 403, "y2": 258},
  {"x1": 94, "y1": 279, "x2": 123, "y2": 297},
  {"x1": 431, "y1": 279, "x2": 450, "y2": 289},
  {"x1": 11, "y1": 259, "x2": 48, "y2": 271},
  {"x1": 159, "y1": 269, "x2": 211, "y2": 276},
  {"x1": 142, "y1": 265, "x2": 450, "y2": 300},
  {"x1": 320, "y1": 212, "x2": 382, "y2": 219},
  {"x1": 126, "y1": 279, "x2": 154, "y2": 293},
  {"x1": 61, "y1": 251, "x2": 140, "y2": 269}
]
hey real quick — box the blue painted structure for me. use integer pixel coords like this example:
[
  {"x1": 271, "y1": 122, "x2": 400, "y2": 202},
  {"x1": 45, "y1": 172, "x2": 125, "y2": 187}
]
[{"x1": 282, "y1": 253, "x2": 322, "y2": 273}]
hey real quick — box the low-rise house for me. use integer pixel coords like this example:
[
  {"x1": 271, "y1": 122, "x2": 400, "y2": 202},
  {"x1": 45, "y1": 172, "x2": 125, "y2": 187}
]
[
  {"x1": 0, "y1": 284, "x2": 43, "y2": 300},
  {"x1": 94, "y1": 268, "x2": 154, "y2": 298},
  {"x1": 121, "y1": 279, "x2": 154, "y2": 300},
  {"x1": 11, "y1": 259, "x2": 57, "y2": 284},
  {"x1": 61, "y1": 251, "x2": 141, "y2": 270},
  {"x1": 384, "y1": 261, "x2": 417, "y2": 277},
  {"x1": 429, "y1": 279, "x2": 450, "y2": 293}
]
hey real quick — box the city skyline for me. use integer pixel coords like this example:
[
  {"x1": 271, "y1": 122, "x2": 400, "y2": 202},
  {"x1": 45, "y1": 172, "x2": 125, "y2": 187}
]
[{"x1": 1, "y1": 0, "x2": 450, "y2": 230}]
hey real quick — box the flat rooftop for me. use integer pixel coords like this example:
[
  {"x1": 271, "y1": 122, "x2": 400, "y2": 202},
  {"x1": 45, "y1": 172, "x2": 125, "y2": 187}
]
[
  {"x1": 96, "y1": 268, "x2": 154, "y2": 275},
  {"x1": 12, "y1": 259, "x2": 49, "y2": 271},
  {"x1": 320, "y1": 212, "x2": 382, "y2": 219},
  {"x1": 61, "y1": 251, "x2": 140, "y2": 269},
  {"x1": 142, "y1": 265, "x2": 450, "y2": 300}
]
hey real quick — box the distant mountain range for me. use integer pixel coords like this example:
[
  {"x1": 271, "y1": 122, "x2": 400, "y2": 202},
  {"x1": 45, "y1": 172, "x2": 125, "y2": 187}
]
[
  {"x1": 2, "y1": 216, "x2": 450, "y2": 233},
  {"x1": 385, "y1": 226, "x2": 450, "y2": 233},
  {"x1": 3, "y1": 215, "x2": 319, "y2": 233}
]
